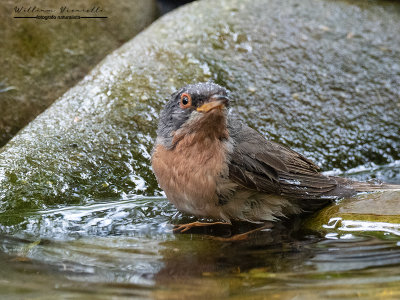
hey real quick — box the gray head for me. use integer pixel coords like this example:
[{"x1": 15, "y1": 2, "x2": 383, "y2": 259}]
[{"x1": 156, "y1": 82, "x2": 230, "y2": 148}]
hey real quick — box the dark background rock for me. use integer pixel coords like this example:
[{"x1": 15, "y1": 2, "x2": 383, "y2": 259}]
[
  {"x1": 0, "y1": 0, "x2": 399, "y2": 216},
  {"x1": 0, "y1": 0, "x2": 159, "y2": 147},
  {"x1": 157, "y1": 0, "x2": 194, "y2": 14}
]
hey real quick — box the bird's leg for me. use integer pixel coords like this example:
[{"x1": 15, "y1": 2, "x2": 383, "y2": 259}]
[
  {"x1": 207, "y1": 223, "x2": 272, "y2": 241},
  {"x1": 173, "y1": 221, "x2": 230, "y2": 233}
]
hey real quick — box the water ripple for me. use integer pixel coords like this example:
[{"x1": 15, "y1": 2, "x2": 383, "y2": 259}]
[{"x1": 0, "y1": 196, "x2": 177, "y2": 240}]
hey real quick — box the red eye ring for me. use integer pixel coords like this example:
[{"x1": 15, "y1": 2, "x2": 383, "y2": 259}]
[{"x1": 180, "y1": 93, "x2": 192, "y2": 109}]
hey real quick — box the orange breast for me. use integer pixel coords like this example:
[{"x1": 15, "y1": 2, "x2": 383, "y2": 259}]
[{"x1": 152, "y1": 135, "x2": 227, "y2": 218}]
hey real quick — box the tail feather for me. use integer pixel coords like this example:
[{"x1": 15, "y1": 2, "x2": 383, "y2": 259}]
[
  {"x1": 283, "y1": 175, "x2": 400, "y2": 214},
  {"x1": 330, "y1": 176, "x2": 400, "y2": 194},
  {"x1": 348, "y1": 180, "x2": 400, "y2": 193}
]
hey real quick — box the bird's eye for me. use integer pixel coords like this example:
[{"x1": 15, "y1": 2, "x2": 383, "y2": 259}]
[{"x1": 180, "y1": 93, "x2": 192, "y2": 109}]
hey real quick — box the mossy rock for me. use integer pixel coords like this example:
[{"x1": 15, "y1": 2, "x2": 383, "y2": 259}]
[
  {"x1": 0, "y1": 0, "x2": 159, "y2": 146},
  {"x1": 305, "y1": 191, "x2": 400, "y2": 238},
  {"x1": 0, "y1": 0, "x2": 399, "y2": 219}
]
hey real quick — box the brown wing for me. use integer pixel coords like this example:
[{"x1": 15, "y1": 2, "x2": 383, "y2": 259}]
[{"x1": 227, "y1": 118, "x2": 340, "y2": 206}]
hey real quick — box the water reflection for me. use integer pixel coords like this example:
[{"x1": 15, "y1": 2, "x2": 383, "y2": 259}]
[
  {"x1": 1, "y1": 157, "x2": 400, "y2": 300},
  {"x1": 0, "y1": 195, "x2": 400, "y2": 298}
]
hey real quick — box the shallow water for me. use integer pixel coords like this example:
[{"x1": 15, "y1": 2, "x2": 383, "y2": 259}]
[{"x1": 0, "y1": 165, "x2": 399, "y2": 299}]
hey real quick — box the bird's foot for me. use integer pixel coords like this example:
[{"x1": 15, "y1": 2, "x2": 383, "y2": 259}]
[
  {"x1": 173, "y1": 221, "x2": 230, "y2": 233},
  {"x1": 207, "y1": 223, "x2": 272, "y2": 241}
]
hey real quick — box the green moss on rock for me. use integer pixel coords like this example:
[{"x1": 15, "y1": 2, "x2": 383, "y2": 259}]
[{"x1": 305, "y1": 191, "x2": 400, "y2": 237}]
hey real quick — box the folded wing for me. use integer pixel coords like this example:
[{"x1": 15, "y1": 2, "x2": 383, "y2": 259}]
[{"x1": 227, "y1": 118, "x2": 348, "y2": 210}]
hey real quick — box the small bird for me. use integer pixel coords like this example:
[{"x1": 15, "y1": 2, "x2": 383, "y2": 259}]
[{"x1": 151, "y1": 82, "x2": 399, "y2": 232}]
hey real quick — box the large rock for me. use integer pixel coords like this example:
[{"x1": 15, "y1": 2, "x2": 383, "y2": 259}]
[
  {"x1": 0, "y1": 0, "x2": 399, "y2": 217},
  {"x1": 0, "y1": 0, "x2": 159, "y2": 146}
]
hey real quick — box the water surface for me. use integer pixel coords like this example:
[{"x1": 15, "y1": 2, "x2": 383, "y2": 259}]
[{"x1": 1, "y1": 164, "x2": 400, "y2": 299}]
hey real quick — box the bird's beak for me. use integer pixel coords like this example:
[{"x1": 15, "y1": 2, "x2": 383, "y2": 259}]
[{"x1": 196, "y1": 95, "x2": 229, "y2": 113}]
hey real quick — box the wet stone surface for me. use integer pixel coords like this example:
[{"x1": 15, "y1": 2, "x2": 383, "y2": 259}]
[
  {"x1": 0, "y1": 0, "x2": 399, "y2": 215},
  {"x1": 306, "y1": 189, "x2": 400, "y2": 238}
]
